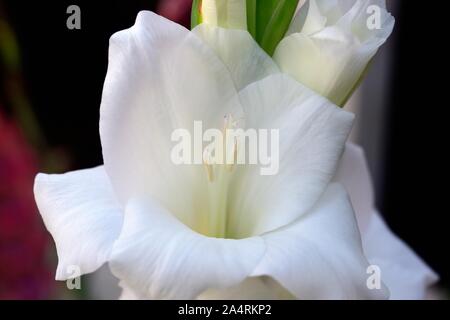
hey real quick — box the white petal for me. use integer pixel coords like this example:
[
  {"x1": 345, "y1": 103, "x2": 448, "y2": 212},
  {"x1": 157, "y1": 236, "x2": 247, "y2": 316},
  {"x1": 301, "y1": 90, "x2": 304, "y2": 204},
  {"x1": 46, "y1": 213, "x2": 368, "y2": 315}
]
[
  {"x1": 197, "y1": 276, "x2": 295, "y2": 300},
  {"x1": 227, "y1": 74, "x2": 354, "y2": 238},
  {"x1": 315, "y1": 0, "x2": 359, "y2": 26},
  {"x1": 109, "y1": 198, "x2": 265, "y2": 299},
  {"x1": 333, "y1": 143, "x2": 374, "y2": 231},
  {"x1": 362, "y1": 213, "x2": 439, "y2": 300},
  {"x1": 119, "y1": 288, "x2": 139, "y2": 300},
  {"x1": 252, "y1": 183, "x2": 389, "y2": 299},
  {"x1": 34, "y1": 167, "x2": 123, "y2": 280},
  {"x1": 333, "y1": 143, "x2": 438, "y2": 299},
  {"x1": 288, "y1": 0, "x2": 328, "y2": 36},
  {"x1": 100, "y1": 11, "x2": 242, "y2": 227},
  {"x1": 193, "y1": 24, "x2": 279, "y2": 90},
  {"x1": 274, "y1": 28, "x2": 367, "y2": 106},
  {"x1": 118, "y1": 281, "x2": 140, "y2": 300},
  {"x1": 336, "y1": 0, "x2": 394, "y2": 45}
]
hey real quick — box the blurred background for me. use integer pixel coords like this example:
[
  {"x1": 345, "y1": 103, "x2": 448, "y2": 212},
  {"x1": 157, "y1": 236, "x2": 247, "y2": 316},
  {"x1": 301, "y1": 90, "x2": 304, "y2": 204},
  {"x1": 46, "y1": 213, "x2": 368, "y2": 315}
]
[{"x1": 0, "y1": 0, "x2": 448, "y2": 299}]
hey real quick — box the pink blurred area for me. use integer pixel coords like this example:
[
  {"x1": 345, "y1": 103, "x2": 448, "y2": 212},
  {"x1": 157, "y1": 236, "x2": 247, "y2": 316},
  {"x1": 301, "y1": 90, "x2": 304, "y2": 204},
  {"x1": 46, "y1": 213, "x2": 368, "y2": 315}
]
[
  {"x1": 157, "y1": 0, "x2": 192, "y2": 27},
  {"x1": 0, "y1": 0, "x2": 193, "y2": 300},
  {"x1": 0, "y1": 111, "x2": 53, "y2": 299}
]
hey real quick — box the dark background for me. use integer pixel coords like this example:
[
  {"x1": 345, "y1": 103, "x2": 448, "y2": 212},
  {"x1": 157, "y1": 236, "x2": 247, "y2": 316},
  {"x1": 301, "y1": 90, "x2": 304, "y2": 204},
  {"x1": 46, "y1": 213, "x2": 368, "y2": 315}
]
[
  {"x1": 382, "y1": 1, "x2": 448, "y2": 289},
  {"x1": 1, "y1": 0, "x2": 448, "y2": 291}
]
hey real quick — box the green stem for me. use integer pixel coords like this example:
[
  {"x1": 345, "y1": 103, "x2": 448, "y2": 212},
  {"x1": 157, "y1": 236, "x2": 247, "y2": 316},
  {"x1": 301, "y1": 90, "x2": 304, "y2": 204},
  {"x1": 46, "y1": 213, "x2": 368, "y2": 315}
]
[{"x1": 191, "y1": 0, "x2": 203, "y2": 29}]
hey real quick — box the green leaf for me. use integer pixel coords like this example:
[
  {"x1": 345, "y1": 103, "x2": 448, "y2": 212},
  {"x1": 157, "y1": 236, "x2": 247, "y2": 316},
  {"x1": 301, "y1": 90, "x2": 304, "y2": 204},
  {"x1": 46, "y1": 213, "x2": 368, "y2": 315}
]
[
  {"x1": 247, "y1": 0, "x2": 300, "y2": 56},
  {"x1": 191, "y1": 0, "x2": 203, "y2": 29},
  {"x1": 246, "y1": 0, "x2": 257, "y2": 38}
]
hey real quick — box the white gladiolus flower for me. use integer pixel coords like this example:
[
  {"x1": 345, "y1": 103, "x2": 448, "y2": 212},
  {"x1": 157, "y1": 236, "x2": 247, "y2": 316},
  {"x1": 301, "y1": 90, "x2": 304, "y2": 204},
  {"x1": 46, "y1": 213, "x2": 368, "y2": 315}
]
[
  {"x1": 274, "y1": 0, "x2": 395, "y2": 105},
  {"x1": 33, "y1": 11, "x2": 391, "y2": 300},
  {"x1": 34, "y1": 9, "x2": 437, "y2": 300}
]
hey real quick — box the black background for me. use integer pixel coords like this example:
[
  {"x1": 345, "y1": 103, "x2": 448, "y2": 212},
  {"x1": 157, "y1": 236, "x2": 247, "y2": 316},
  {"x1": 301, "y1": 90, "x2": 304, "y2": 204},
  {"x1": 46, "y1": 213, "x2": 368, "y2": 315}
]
[
  {"x1": 382, "y1": 1, "x2": 448, "y2": 289},
  {"x1": 1, "y1": 0, "x2": 448, "y2": 291}
]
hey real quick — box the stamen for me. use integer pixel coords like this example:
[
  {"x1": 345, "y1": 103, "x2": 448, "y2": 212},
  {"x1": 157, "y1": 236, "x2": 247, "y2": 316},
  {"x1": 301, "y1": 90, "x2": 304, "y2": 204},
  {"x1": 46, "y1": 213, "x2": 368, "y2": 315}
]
[
  {"x1": 226, "y1": 138, "x2": 238, "y2": 172},
  {"x1": 203, "y1": 114, "x2": 241, "y2": 182},
  {"x1": 204, "y1": 161, "x2": 214, "y2": 182},
  {"x1": 203, "y1": 148, "x2": 215, "y2": 182}
]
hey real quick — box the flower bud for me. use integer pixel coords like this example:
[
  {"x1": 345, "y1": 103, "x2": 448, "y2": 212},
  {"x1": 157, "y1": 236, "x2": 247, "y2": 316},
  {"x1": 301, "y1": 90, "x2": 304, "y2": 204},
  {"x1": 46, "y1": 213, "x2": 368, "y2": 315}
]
[
  {"x1": 193, "y1": 0, "x2": 247, "y2": 30},
  {"x1": 274, "y1": 0, "x2": 395, "y2": 106}
]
